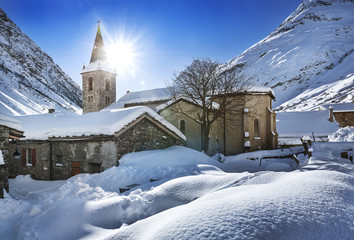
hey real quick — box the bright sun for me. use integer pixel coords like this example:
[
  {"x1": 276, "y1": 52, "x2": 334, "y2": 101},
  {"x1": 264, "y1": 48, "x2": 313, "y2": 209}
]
[{"x1": 106, "y1": 41, "x2": 136, "y2": 74}]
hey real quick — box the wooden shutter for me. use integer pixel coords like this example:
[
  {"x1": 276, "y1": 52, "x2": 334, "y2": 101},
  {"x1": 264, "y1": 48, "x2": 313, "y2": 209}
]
[
  {"x1": 32, "y1": 149, "x2": 36, "y2": 167},
  {"x1": 22, "y1": 148, "x2": 26, "y2": 166}
]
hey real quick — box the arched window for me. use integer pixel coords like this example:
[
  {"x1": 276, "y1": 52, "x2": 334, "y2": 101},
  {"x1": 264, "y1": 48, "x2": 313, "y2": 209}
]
[
  {"x1": 180, "y1": 120, "x2": 186, "y2": 135},
  {"x1": 105, "y1": 79, "x2": 110, "y2": 91},
  {"x1": 254, "y1": 118, "x2": 260, "y2": 138},
  {"x1": 88, "y1": 77, "x2": 93, "y2": 91}
]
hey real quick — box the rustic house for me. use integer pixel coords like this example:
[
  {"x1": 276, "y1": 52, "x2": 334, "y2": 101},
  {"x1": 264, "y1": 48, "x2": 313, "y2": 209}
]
[
  {"x1": 8, "y1": 107, "x2": 185, "y2": 180},
  {"x1": 0, "y1": 114, "x2": 24, "y2": 198}
]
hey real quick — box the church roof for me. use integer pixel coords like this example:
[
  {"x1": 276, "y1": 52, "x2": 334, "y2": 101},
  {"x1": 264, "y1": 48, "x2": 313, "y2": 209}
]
[
  {"x1": 90, "y1": 23, "x2": 106, "y2": 63},
  {"x1": 81, "y1": 23, "x2": 116, "y2": 74}
]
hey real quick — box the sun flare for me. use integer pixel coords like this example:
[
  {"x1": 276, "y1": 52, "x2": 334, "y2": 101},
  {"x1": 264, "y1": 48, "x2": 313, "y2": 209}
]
[{"x1": 106, "y1": 41, "x2": 137, "y2": 74}]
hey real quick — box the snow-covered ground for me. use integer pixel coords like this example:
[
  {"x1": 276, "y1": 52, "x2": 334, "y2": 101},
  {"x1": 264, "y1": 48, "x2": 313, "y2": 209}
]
[{"x1": 1, "y1": 144, "x2": 353, "y2": 240}]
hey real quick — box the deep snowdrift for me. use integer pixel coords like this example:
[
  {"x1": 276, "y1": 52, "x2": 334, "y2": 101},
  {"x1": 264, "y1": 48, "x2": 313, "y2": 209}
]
[{"x1": 1, "y1": 145, "x2": 353, "y2": 240}]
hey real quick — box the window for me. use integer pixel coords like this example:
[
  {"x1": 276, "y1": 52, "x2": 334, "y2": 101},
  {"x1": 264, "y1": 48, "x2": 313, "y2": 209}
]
[
  {"x1": 254, "y1": 118, "x2": 260, "y2": 138},
  {"x1": 105, "y1": 79, "x2": 110, "y2": 91},
  {"x1": 88, "y1": 96, "x2": 93, "y2": 103},
  {"x1": 88, "y1": 77, "x2": 93, "y2": 91},
  {"x1": 180, "y1": 120, "x2": 186, "y2": 135},
  {"x1": 90, "y1": 163, "x2": 101, "y2": 174},
  {"x1": 56, "y1": 155, "x2": 63, "y2": 167},
  {"x1": 105, "y1": 96, "x2": 111, "y2": 104},
  {"x1": 22, "y1": 148, "x2": 36, "y2": 167}
]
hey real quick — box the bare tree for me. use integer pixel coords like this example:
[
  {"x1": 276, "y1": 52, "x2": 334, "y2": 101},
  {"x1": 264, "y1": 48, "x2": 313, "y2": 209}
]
[{"x1": 167, "y1": 58, "x2": 250, "y2": 154}]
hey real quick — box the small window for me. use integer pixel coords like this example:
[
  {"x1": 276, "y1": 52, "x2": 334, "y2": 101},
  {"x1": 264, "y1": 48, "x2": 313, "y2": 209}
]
[
  {"x1": 88, "y1": 77, "x2": 93, "y2": 91},
  {"x1": 88, "y1": 96, "x2": 93, "y2": 103},
  {"x1": 56, "y1": 155, "x2": 63, "y2": 167},
  {"x1": 105, "y1": 79, "x2": 110, "y2": 91},
  {"x1": 254, "y1": 118, "x2": 260, "y2": 138},
  {"x1": 180, "y1": 120, "x2": 186, "y2": 135},
  {"x1": 22, "y1": 148, "x2": 36, "y2": 167},
  {"x1": 90, "y1": 163, "x2": 101, "y2": 174},
  {"x1": 105, "y1": 96, "x2": 111, "y2": 104}
]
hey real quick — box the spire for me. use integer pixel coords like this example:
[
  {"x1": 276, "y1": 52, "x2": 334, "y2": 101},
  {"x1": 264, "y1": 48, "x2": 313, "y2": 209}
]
[{"x1": 90, "y1": 20, "x2": 107, "y2": 63}]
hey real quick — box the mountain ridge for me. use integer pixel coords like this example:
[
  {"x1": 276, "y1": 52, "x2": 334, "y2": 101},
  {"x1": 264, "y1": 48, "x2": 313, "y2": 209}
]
[
  {"x1": 0, "y1": 8, "x2": 82, "y2": 116},
  {"x1": 224, "y1": 0, "x2": 354, "y2": 111}
]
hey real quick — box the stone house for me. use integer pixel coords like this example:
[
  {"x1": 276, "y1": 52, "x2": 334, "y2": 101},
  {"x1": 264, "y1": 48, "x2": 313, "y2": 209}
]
[
  {"x1": 8, "y1": 107, "x2": 185, "y2": 180},
  {"x1": 156, "y1": 87, "x2": 277, "y2": 155},
  {"x1": 105, "y1": 86, "x2": 277, "y2": 156},
  {"x1": 329, "y1": 103, "x2": 354, "y2": 127},
  {"x1": 0, "y1": 114, "x2": 24, "y2": 198}
]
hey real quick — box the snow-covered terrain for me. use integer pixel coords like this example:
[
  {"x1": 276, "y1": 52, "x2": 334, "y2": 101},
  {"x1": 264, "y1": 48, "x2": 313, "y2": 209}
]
[
  {"x1": 1, "y1": 144, "x2": 353, "y2": 240},
  {"x1": 224, "y1": 0, "x2": 354, "y2": 111},
  {"x1": 0, "y1": 9, "x2": 82, "y2": 116}
]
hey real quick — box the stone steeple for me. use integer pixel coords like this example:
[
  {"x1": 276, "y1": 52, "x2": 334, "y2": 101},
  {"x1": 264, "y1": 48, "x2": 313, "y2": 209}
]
[
  {"x1": 90, "y1": 22, "x2": 107, "y2": 63},
  {"x1": 81, "y1": 21, "x2": 117, "y2": 114}
]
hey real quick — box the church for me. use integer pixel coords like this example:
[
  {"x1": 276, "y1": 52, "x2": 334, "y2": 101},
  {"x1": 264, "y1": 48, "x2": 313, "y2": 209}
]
[{"x1": 7, "y1": 23, "x2": 277, "y2": 181}]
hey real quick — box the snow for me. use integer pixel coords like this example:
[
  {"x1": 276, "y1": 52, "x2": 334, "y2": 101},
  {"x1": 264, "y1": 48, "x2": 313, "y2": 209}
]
[
  {"x1": 277, "y1": 109, "x2": 339, "y2": 145},
  {"x1": 1, "y1": 143, "x2": 354, "y2": 239},
  {"x1": 223, "y1": 0, "x2": 354, "y2": 112},
  {"x1": 329, "y1": 126, "x2": 354, "y2": 142},
  {"x1": 16, "y1": 106, "x2": 185, "y2": 141},
  {"x1": 0, "y1": 113, "x2": 23, "y2": 131},
  {"x1": 81, "y1": 60, "x2": 116, "y2": 74},
  {"x1": 0, "y1": 150, "x2": 4, "y2": 165},
  {"x1": 103, "y1": 88, "x2": 171, "y2": 111},
  {"x1": 326, "y1": 102, "x2": 354, "y2": 112},
  {"x1": 0, "y1": 9, "x2": 82, "y2": 116}
]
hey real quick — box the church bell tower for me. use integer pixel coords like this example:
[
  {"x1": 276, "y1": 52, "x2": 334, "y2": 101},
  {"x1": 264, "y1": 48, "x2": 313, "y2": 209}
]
[{"x1": 81, "y1": 21, "x2": 117, "y2": 114}]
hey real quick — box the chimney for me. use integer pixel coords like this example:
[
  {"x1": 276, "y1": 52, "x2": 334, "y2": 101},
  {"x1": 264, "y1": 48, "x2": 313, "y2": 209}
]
[{"x1": 329, "y1": 106, "x2": 333, "y2": 122}]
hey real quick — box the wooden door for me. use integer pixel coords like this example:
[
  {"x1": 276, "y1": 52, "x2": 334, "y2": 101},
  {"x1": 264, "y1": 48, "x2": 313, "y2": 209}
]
[{"x1": 71, "y1": 162, "x2": 81, "y2": 176}]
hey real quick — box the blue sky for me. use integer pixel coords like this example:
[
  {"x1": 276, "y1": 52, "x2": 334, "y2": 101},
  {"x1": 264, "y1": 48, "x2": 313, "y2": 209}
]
[{"x1": 1, "y1": 0, "x2": 301, "y2": 98}]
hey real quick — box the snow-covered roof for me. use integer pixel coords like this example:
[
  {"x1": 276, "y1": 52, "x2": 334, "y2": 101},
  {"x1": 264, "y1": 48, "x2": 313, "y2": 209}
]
[
  {"x1": 325, "y1": 103, "x2": 354, "y2": 112},
  {"x1": 104, "y1": 86, "x2": 274, "y2": 112},
  {"x1": 81, "y1": 60, "x2": 116, "y2": 74},
  {"x1": 276, "y1": 110, "x2": 339, "y2": 140},
  {"x1": 247, "y1": 86, "x2": 275, "y2": 97},
  {"x1": 16, "y1": 106, "x2": 185, "y2": 141},
  {"x1": 155, "y1": 97, "x2": 220, "y2": 113},
  {"x1": 103, "y1": 87, "x2": 171, "y2": 111},
  {"x1": 0, "y1": 113, "x2": 23, "y2": 131}
]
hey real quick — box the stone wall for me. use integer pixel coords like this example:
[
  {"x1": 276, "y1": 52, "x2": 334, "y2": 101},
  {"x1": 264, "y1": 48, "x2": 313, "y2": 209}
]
[
  {"x1": 82, "y1": 70, "x2": 116, "y2": 113},
  {"x1": 116, "y1": 117, "x2": 185, "y2": 160},
  {"x1": 0, "y1": 126, "x2": 10, "y2": 198},
  {"x1": 333, "y1": 112, "x2": 354, "y2": 127}
]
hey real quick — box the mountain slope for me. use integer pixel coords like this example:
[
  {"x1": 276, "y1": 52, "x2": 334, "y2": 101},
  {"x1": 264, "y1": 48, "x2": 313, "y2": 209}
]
[
  {"x1": 224, "y1": 0, "x2": 354, "y2": 111},
  {"x1": 0, "y1": 8, "x2": 82, "y2": 116}
]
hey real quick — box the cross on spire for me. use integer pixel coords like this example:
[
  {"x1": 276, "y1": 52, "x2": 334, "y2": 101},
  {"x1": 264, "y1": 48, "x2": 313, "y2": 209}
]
[{"x1": 97, "y1": 19, "x2": 101, "y2": 26}]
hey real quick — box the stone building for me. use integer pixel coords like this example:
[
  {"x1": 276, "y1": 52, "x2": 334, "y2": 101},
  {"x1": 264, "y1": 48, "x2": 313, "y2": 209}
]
[
  {"x1": 329, "y1": 103, "x2": 354, "y2": 127},
  {"x1": 81, "y1": 23, "x2": 117, "y2": 113},
  {"x1": 0, "y1": 114, "x2": 24, "y2": 198},
  {"x1": 104, "y1": 86, "x2": 278, "y2": 156},
  {"x1": 9, "y1": 107, "x2": 185, "y2": 180}
]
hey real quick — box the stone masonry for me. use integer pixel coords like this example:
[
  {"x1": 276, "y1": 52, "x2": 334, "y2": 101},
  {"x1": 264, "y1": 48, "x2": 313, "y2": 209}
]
[{"x1": 0, "y1": 126, "x2": 10, "y2": 198}]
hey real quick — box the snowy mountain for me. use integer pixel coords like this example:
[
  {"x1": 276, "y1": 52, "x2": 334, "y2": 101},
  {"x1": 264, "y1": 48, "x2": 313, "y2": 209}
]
[
  {"x1": 0, "y1": 8, "x2": 82, "y2": 116},
  {"x1": 225, "y1": 0, "x2": 354, "y2": 112}
]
